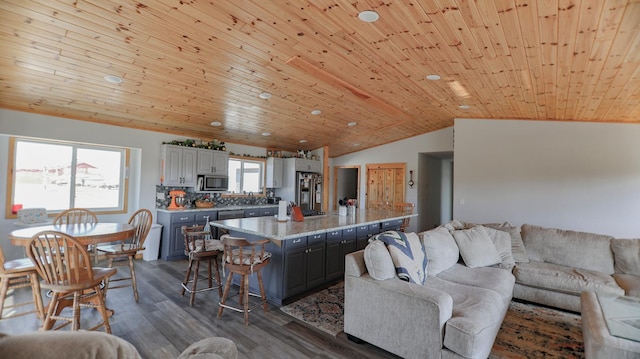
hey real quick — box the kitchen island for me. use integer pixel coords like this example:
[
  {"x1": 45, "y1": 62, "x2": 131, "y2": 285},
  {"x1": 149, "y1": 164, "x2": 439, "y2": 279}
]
[{"x1": 210, "y1": 208, "x2": 416, "y2": 305}]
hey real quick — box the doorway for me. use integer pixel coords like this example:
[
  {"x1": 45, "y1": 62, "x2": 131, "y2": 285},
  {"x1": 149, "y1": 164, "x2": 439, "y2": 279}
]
[
  {"x1": 333, "y1": 166, "x2": 360, "y2": 210},
  {"x1": 418, "y1": 152, "x2": 453, "y2": 231}
]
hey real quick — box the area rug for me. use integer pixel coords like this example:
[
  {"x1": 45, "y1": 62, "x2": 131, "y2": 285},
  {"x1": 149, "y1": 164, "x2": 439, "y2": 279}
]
[
  {"x1": 490, "y1": 300, "x2": 584, "y2": 358},
  {"x1": 279, "y1": 282, "x2": 344, "y2": 336},
  {"x1": 280, "y1": 283, "x2": 584, "y2": 358}
]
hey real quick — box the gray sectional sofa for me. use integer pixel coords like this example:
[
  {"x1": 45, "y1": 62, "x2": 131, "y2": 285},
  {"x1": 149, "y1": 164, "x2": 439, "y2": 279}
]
[
  {"x1": 344, "y1": 223, "x2": 640, "y2": 359},
  {"x1": 344, "y1": 228, "x2": 516, "y2": 359},
  {"x1": 515, "y1": 224, "x2": 640, "y2": 312}
]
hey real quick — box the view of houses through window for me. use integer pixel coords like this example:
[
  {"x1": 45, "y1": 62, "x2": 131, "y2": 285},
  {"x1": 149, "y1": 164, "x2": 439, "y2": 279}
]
[{"x1": 10, "y1": 137, "x2": 127, "y2": 213}]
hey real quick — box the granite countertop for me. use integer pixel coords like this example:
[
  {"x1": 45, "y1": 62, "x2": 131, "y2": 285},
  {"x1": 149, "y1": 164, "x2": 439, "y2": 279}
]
[
  {"x1": 156, "y1": 204, "x2": 277, "y2": 213},
  {"x1": 209, "y1": 208, "x2": 417, "y2": 241}
]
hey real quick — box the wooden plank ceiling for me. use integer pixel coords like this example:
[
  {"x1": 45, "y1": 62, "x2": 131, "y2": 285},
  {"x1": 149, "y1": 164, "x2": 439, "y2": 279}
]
[{"x1": 1, "y1": 0, "x2": 638, "y2": 157}]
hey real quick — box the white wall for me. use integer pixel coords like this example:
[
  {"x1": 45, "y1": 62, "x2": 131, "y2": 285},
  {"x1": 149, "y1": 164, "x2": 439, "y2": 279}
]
[
  {"x1": 330, "y1": 127, "x2": 455, "y2": 233},
  {"x1": 454, "y1": 119, "x2": 640, "y2": 238},
  {"x1": 0, "y1": 108, "x2": 267, "y2": 259}
]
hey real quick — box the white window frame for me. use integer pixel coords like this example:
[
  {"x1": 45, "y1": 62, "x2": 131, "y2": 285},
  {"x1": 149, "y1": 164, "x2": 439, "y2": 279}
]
[
  {"x1": 6, "y1": 136, "x2": 129, "y2": 218},
  {"x1": 227, "y1": 156, "x2": 265, "y2": 195}
]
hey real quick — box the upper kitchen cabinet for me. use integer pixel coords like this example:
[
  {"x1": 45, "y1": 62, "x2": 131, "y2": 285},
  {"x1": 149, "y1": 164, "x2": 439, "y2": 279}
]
[
  {"x1": 197, "y1": 149, "x2": 229, "y2": 176},
  {"x1": 161, "y1": 145, "x2": 197, "y2": 186},
  {"x1": 266, "y1": 157, "x2": 284, "y2": 188},
  {"x1": 292, "y1": 158, "x2": 322, "y2": 173}
]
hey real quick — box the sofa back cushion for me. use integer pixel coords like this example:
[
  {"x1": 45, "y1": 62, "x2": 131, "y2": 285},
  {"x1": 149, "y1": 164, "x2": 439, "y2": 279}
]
[
  {"x1": 420, "y1": 226, "x2": 459, "y2": 276},
  {"x1": 611, "y1": 238, "x2": 640, "y2": 276},
  {"x1": 451, "y1": 226, "x2": 502, "y2": 268},
  {"x1": 521, "y1": 224, "x2": 615, "y2": 274}
]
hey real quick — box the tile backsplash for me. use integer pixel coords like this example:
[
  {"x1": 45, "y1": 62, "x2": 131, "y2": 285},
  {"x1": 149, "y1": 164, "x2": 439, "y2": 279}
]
[{"x1": 156, "y1": 186, "x2": 267, "y2": 209}]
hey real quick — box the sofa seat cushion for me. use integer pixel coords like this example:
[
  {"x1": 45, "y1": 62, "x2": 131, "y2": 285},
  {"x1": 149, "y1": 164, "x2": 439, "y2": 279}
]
[
  {"x1": 424, "y1": 277, "x2": 507, "y2": 359},
  {"x1": 436, "y1": 264, "x2": 515, "y2": 304},
  {"x1": 613, "y1": 273, "x2": 640, "y2": 298},
  {"x1": 514, "y1": 261, "x2": 625, "y2": 297}
]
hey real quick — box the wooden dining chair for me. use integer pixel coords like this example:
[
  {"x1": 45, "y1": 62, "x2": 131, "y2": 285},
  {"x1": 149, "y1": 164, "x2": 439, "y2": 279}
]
[
  {"x1": 217, "y1": 235, "x2": 271, "y2": 326},
  {"x1": 181, "y1": 225, "x2": 224, "y2": 306},
  {"x1": 393, "y1": 202, "x2": 415, "y2": 232},
  {"x1": 26, "y1": 231, "x2": 116, "y2": 333},
  {"x1": 53, "y1": 208, "x2": 99, "y2": 263},
  {"x1": 97, "y1": 209, "x2": 153, "y2": 302},
  {"x1": 0, "y1": 245, "x2": 45, "y2": 321},
  {"x1": 53, "y1": 208, "x2": 98, "y2": 226}
]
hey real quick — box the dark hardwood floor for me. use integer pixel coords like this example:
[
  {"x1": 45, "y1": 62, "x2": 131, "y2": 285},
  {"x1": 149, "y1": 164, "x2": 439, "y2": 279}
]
[{"x1": 0, "y1": 259, "x2": 397, "y2": 358}]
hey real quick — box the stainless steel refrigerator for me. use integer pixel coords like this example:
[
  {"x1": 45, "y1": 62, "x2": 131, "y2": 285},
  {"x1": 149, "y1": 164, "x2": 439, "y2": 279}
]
[{"x1": 296, "y1": 172, "x2": 322, "y2": 212}]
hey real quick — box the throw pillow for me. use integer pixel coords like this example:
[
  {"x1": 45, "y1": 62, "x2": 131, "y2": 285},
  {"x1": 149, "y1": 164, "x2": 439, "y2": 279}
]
[
  {"x1": 364, "y1": 239, "x2": 397, "y2": 280},
  {"x1": 611, "y1": 238, "x2": 640, "y2": 276},
  {"x1": 451, "y1": 226, "x2": 502, "y2": 268},
  {"x1": 420, "y1": 226, "x2": 459, "y2": 276},
  {"x1": 483, "y1": 223, "x2": 529, "y2": 263},
  {"x1": 372, "y1": 231, "x2": 427, "y2": 284},
  {"x1": 482, "y1": 226, "x2": 516, "y2": 270}
]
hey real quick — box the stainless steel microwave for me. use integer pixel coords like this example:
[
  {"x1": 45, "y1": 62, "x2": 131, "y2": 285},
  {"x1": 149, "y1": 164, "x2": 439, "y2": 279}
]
[{"x1": 197, "y1": 175, "x2": 228, "y2": 192}]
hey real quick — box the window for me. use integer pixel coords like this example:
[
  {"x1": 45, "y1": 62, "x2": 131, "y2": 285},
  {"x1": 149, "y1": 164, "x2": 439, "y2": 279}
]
[
  {"x1": 228, "y1": 157, "x2": 264, "y2": 194},
  {"x1": 7, "y1": 137, "x2": 128, "y2": 217}
]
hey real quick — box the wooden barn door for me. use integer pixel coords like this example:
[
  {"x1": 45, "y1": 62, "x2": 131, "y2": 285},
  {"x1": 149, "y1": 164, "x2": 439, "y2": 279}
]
[{"x1": 366, "y1": 163, "x2": 406, "y2": 209}]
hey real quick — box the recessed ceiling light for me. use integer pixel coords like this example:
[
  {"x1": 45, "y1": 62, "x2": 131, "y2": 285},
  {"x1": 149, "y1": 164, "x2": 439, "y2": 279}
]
[
  {"x1": 258, "y1": 92, "x2": 272, "y2": 99},
  {"x1": 299, "y1": 139, "x2": 307, "y2": 143},
  {"x1": 459, "y1": 105, "x2": 471, "y2": 110},
  {"x1": 347, "y1": 122, "x2": 357, "y2": 127},
  {"x1": 358, "y1": 10, "x2": 379, "y2": 23},
  {"x1": 210, "y1": 121, "x2": 222, "y2": 126},
  {"x1": 426, "y1": 74, "x2": 441, "y2": 81},
  {"x1": 353, "y1": 143, "x2": 361, "y2": 147},
  {"x1": 103, "y1": 75, "x2": 122, "y2": 83},
  {"x1": 310, "y1": 109, "x2": 321, "y2": 115},
  {"x1": 262, "y1": 132, "x2": 271, "y2": 136}
]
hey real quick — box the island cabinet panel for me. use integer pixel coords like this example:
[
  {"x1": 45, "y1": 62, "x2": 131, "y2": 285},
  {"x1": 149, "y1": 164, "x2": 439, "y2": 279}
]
[
  {"x1": 326, "y1": 229, "x2": 356, "y2": 281},
  {"x1": 356, "y1": 223, "x2": 382, "y2": 250},
  {"x1": 283, "y1": 234, "x2": 326, "y2": 298},
  {"x1": 381, "y1": 219, "x2": 403, "y2": 231}
]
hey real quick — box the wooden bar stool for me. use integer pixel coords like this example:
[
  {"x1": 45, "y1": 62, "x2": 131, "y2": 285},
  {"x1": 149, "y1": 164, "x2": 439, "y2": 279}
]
[
  {"x1": 181, "y1": 225, "x2": 224, "y2": 306},
  {"x1": 0, "y1": 246, "x2": 45, "y2": 321},
  {"x1": 393, "y1": 202, "x2": 415, "y2": 232},
  {"x1": 217, "y1": 235, "x2": 271, "y2": 326}
]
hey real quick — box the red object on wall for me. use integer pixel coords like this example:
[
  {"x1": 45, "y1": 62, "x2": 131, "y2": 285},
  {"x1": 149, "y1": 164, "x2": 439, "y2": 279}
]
[{"x1": 11, "y1": 204, "x2": 23, "y2": 214}]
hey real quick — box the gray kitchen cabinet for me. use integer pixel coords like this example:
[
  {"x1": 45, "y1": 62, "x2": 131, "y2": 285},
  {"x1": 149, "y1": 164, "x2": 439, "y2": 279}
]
[
  {"x1": 293, "y1": 158, "x2": 322, "y2": 173},
  {"x1": 283, "y1": 233, "x2": 326, "y2": 298},
  {"x1": 244, "y1": 206, "x2": 277, "y2": 218},
  {"x1": 161, "y1": 145, "x2": 197, "y2": 186},
  {"x1": 197, "y1": 149, "x2": 228, "y2": 175},
  {"x1": 157, "y1": 210, "x2": 219, "y2": 261},
  {"x1": 157, "y1": 211, "x2": 194, "y2": 260},
  {"x1": 266, "y1": 157, "x2": 284, "y2": 188}
]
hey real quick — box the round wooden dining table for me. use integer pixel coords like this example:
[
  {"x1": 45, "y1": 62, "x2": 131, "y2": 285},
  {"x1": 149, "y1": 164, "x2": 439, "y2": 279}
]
[
  {"x1": 8, "y1": 222, "x2": 136, "y2": 327},
  {"x1": 8, "y1": 222, "x2": 136, "y2": 246}
]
